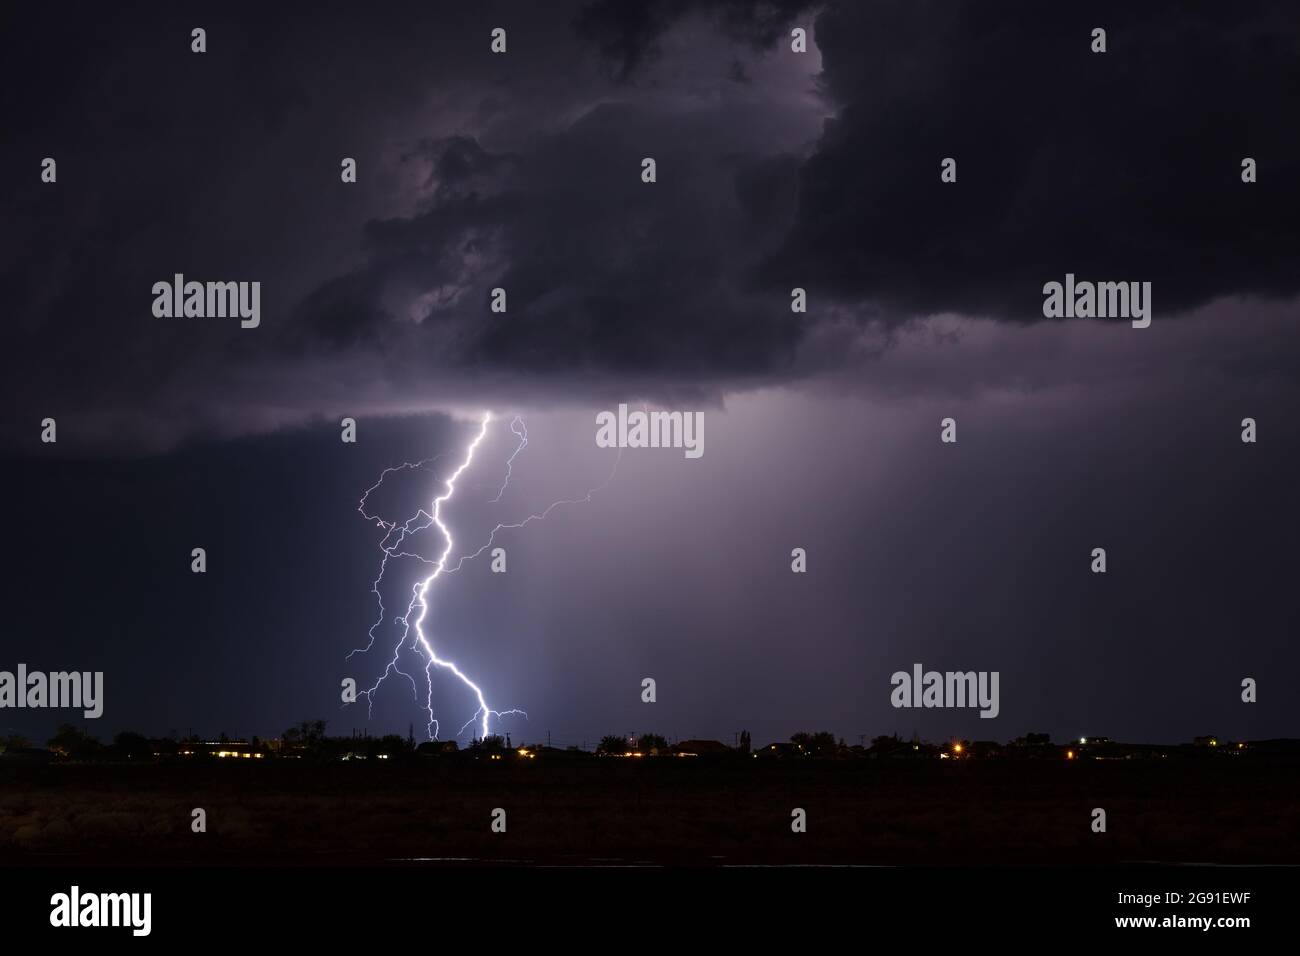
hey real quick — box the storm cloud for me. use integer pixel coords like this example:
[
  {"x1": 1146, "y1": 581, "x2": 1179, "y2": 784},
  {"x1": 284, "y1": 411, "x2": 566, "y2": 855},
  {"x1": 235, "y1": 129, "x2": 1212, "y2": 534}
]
[
  {"x1": 2, "y1": 2, "x2": 1299, "y2": 746},
  {"x1": 768, "y1": 0, "x2": 1300, "y2": 318},
  {"x1": 3, "y1": 1, "x2": 1297, "y2": 453}
]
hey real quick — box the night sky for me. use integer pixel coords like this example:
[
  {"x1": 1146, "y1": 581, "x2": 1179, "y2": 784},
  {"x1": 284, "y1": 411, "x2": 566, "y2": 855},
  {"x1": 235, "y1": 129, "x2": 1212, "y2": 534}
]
[{"x1": 2, "y1": 1, "x2": 1298, "y2": 748}]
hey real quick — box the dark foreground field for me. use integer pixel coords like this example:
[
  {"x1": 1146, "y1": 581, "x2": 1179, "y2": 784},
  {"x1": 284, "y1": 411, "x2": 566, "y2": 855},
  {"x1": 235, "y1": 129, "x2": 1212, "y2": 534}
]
[{"x1": 2, "y1": 759, "x2": 1298, "y2": 865}]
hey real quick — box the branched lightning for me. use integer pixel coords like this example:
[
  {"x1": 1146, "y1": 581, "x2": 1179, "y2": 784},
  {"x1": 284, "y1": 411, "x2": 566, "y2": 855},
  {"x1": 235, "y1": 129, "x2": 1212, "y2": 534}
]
[
  {"x1": 347, "y1": 454, "x2": 448, "y2": 700},
  {"x1": 348, "y1": 411, "x2": 617, "y2": 743},
  {"x1": 490, "y1": 416, "x2": 527, "y2": 503},
  {"x1": 443, "y1": 450, "x2": 621, "y2": 576}
]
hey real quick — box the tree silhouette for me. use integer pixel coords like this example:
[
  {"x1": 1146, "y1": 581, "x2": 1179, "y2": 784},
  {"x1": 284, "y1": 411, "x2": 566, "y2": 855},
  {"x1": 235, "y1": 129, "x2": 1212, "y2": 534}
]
[
  {"x1": 597, "y1": 735, "x2": 627, "y2": 754},
  {"x1": 112, "y1": 731, "x2": 150, "y2": 759},
  {"x1": 468, "y1": 734, "x2": 507, "y2": 755},
  {"x1": 870, "y1": 734, "x2": 905, "y2": 756},
  {"x1": 47, "y1": 724, "x2": 101, "y2": 758},
  {"x1": 637, "y1": 733, "x2": 668, "y2": 753},
  {"x1": 790, "y1": 731, "x2": 837, "y2": 757},
  {"x1": 284, "y1": 719, "x2": 329, "y2": 757}
]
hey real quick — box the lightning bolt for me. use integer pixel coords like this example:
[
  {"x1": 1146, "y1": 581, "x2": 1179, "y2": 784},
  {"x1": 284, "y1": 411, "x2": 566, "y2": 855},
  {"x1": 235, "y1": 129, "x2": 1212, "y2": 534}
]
[
  {"x1": 347, "y1": 454, "x2": 448, "y2": 701},
  {"x1": 490, "y1": 416, "x2": 527, "y2": 503},
  {"x1": 443, "y1": 449, "x2": 620, "y2": 576},
  {"x1": 348, "y1": 411, "x2": 617, "y2": 743}
]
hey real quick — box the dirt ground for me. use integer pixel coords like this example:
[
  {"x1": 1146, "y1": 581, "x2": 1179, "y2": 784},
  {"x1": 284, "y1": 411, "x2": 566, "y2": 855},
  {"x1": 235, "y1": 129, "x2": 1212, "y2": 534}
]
[{"x1": 2, "y1": 758, "x2": 1298, "y2": 865}]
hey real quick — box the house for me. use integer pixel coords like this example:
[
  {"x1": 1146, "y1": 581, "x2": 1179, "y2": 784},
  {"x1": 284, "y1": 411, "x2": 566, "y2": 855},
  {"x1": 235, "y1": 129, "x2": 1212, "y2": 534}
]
[
  {"x1": 754, "y1": 742, "x2": 799, "y2": 759},
  {"x1": 179, "y1": 740, "x2": 265, "y2": 759},
  {"x1": 672, "y1": 739, "x2": 731, "y2": 757},
  {"x1": 416, "y1": 740, "x2": 460, "y2": 756}
]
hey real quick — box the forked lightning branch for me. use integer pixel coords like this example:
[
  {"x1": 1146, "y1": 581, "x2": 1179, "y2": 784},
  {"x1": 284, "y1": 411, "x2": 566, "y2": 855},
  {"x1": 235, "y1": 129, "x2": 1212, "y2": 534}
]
[{"x1": 347, "y1": 412, "x2": 618, "y2": 741}]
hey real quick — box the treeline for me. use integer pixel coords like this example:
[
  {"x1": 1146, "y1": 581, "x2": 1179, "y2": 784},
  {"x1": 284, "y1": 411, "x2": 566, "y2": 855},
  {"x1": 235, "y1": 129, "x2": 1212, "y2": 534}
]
[{"x1": 2, "y1": 725, "x2": 1291, "y2": 764}]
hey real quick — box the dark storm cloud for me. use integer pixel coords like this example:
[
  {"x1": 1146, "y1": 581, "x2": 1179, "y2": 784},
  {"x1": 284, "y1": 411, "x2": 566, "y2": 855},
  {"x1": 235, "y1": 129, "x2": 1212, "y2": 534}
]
[
  {"x1": 282, "y1": 0, "x2": 1300, "y2": 393},
  {"x1": 278, "y1": 110, "x2": 805, "y2": 388},
  {"x1": 2, "y1": 0, "x2": 1297, "y2": 455},
  {"x1": 574, "y1": 0, "x2": 815, "y2": 80},
  {"x1": 0, "y1": 0, "x2": 823, "y2": 451},
  {"x1": 3, "y1": 1, "x2": 1300, "y2": 750},
  {"x1": 767, "y1": 0, "x2": 1300, "y2": 318}
]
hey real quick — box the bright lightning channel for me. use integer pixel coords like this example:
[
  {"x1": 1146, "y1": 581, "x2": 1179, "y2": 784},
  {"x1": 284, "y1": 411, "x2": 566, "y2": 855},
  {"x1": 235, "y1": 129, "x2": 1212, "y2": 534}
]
[
  {"x1": 349, "y1": 411, "x2": 615, "y2": 743},
  {"x1": 405, "y1": 412, "x2": 524, "y2": 741}
]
